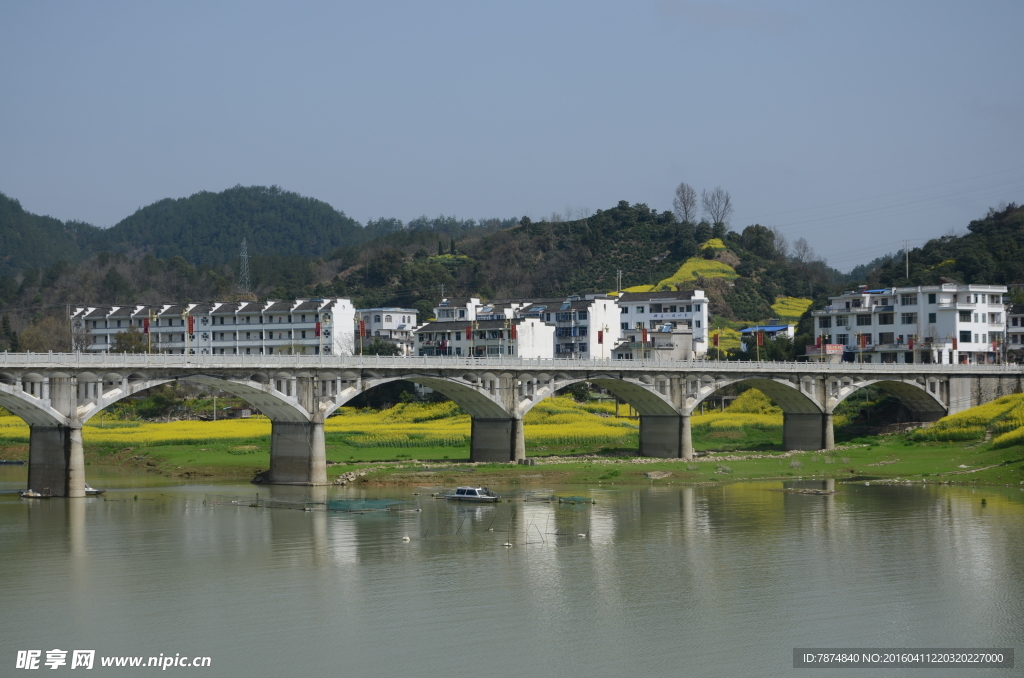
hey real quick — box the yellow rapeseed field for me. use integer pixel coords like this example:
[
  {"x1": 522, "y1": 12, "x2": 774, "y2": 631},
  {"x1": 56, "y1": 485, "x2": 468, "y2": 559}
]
[
  {"x1": 911, "y1": 394, "x2": 1024, "y2": 443},
  {"x1": 654, "y1": 257, "x2": 738, "y2": 290},
  {"x1": 700, "y1": 238, "x2": 727, "y2": 250},
  {"x1": 771, "y1": 297, "x2": 813, "y2": 321}
]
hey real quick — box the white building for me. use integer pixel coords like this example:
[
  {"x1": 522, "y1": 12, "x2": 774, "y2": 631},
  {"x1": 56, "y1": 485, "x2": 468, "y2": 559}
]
[
  {"x1": 415, "y1": 317, "x2": 554, "y2": 358},
  {"x1": 433, "y1": 297, "x2": 481, "y2": 322},
  {"x1": 615, "y1": 290, "x2": 709, "y2": 356},
  {"x1": 71, "y1": 298, "x2": 356, "y2": 356},
  {"x1": 611, "y1": 325, "x2": 693, "y2": 360},
  {"x1": 513, "y1": 295, "x2": 620, "y2": 359},
  {"x1": 356, "y1": 307, "x2": 418, "y2": 355},
  {"x1": 810, "y1": 284, "x2": 1009, "y2": 364},
  {"x1": 1008, "y1": 304, "x2": 1024, "y2": 356}
]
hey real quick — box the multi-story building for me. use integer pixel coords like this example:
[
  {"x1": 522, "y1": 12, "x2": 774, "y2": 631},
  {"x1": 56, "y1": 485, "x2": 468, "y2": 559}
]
[
  {"x1": 355, "y1": 307, "x2": 418, "y2": 355},
  {"x1": 414, "y1": 317, "x2": 554, "y2": 358},
  {"x1": 810, "y1": 284, "x2": 1008, "y2": 364},
  {"x1": 433, "y1": 297, "x2": 481, "y2": 322},
  {"x1": 615, "y1": 290, "x2": 709, "y2": 356},
  {"x1": 514, "y1": 295, "x2": 620, "y2": 359},
  {"x1": 611, "y1": 324, "x2": 693, "y2": 360},
  {"x1": 1008, "y1": 304, "x2": 1024, "y2": 357},
  {"x1": 71, "y1": 299, "x2": 355, "y2": 355}
]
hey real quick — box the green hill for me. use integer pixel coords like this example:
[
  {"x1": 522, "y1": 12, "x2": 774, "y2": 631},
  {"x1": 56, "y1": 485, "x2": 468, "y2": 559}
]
[{"x1": 0, "y1": 192, "x2": 98, "y2": 274}]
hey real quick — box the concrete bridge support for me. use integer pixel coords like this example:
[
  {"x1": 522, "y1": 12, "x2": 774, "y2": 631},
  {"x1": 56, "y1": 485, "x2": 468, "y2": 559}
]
[
  {"x1": 27, "y1": 424, "x2": 85, "y2": 497},
  {"x1": 782, "y1": 413, "x2": 833, "y2": 452},
  {"x1": 640, "y1": 415, "x2": 683, "y2": 458},
  {"x1": 470, "y1": 418, "x2": 526, "y2": 463},
  {"x1": 269, "y1": 421, "x2": 327, "y2": 485}
]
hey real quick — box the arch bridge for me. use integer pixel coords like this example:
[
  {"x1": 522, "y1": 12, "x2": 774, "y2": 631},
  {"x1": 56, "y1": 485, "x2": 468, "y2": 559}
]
[{"x1": 1, "y1": 353, "x2": 1020, "y2": 496}]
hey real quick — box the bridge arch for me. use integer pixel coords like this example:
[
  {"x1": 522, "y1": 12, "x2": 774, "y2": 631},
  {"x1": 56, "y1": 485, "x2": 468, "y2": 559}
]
[
  {"x1": 828, "y1": 377, "x2": 947, "y2": 421},
  {"x1": 326, "y1": 373, "x2": 510, "y2": 419},
  {"x1": 683, "y1": 374, "x2": 824, "y2": 415}
]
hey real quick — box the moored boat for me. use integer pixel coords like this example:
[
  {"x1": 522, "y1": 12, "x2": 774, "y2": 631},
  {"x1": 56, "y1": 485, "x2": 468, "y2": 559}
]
[
  {"x1": 444, "y1": 487, "x2": 500, "y2": 502},
  {"x1": 19, "y1": 489, "x2": 52, "y2": 499},
  {"x1": 84, "y1": 483, "x2": 105, "y2": 496}
]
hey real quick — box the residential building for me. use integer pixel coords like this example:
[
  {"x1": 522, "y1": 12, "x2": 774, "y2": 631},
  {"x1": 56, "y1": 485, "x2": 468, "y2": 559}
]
[
  {"x1": 611, "y1": 324, "x2": 693, "y2": 360},
  {"x1": 514, "y1": 295, "x2": 620, "y2": 359},
  {"x1": 433, "y1": 297, "x2": 481, "y2": 322},
  {"x1": 356, "y1": 307, "x2": 418, "y2": 355},
  {"x1": 415, "y1": 317, "x2": 554, "y2": 358},
  {"x1": 810, "y1": 283, "x2": 1008, "y2": 364},
  {"x1": 615, "y1": 290, "x2": 709, "y2": 356},
  {"x1": 1008, "y1": 304, "x2": 1024, "y2": 355},
  {"x1": 739, "y1": 321, "x2": 796, "y2": 341},
  {"x1": 71, "y1": 299, "x2": 356, "y2": 355}
]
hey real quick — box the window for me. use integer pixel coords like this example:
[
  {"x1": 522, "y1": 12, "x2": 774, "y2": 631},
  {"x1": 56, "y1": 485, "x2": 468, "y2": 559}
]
[
  {"x1": 636, "y1": 307, "x2": 645, "y2": 314},
  {"x1": 879, "y1": 332, "x2": 895, "y2": 344},
  {"x1": 981, "y1": 333, "x2": 986, "y2": 344},
  {"x1": 928, "y1": 293, "x2": 936, "y2": 304},
  {"x1": 458, "y1": 309, "x2": 466, "y2": 319},
  {"x1": 621, "y1": 322, "x2": 629, "y2": 330},
  {"x1": 881, "y1": 352, "x2": 898, "y2": 363},
  {"x1": 384, "y1": 315, "x2": 392, "y2": 323},
  {"x1": 455, "y1": 332, "x2": 462, "y2": 341},
  {"x1": 818, "y1": 317, "x2": 832, "y2": 329},
  {"x1": 579, "y1": 343, "x2": 588, "y2": 353},
  {"x1": 860, "y1": 333, "x2": 872, "y2": 345},
  {"x1": 974, "y1": 313, "x2": 979, "y2": 323},
  {"x1": 900, "y1": 294, "x2": 917, "y2": 306},
  {"x1": 901, "y1": 313, "x2": 917, "y2": 324},
  {"x1": 374, "y1": 315, "x2": 381, "y2": 323},
  {"x1": 877, "y1": 313, "x2": 894, "y2": 325},
  {"x1": 928, "y1": 313, "x2": 937, "y2": 323},
  {"x1": 959, "y1": 330, "x2": 971, "y2": 343},
  {"x1": 959, "y1": 311, "x2": 971, "y2": 322},
  {"x1": 696, "y1": 320, "x2": 701, "y2": 328},
  {"x1": 578, "y1": 311, "x2": 588, "y2": 320},
  {"x1": 621, "y1": 306, "x2": 629, "y2": 314},
  {"x1": 990, "y1": 313, "x2": 1002, "y2": 323},
  {"x1": 1013, "y1": 317, "x2": 1020, "y2": 327},
  {"x1": 856, "y1": 314, "x2": 872, "y2": 326},
  {"x1": 837, "y1": 333, "x2": 849, "y2": 345},
  {"x1": 301, "y1": 331, "x2": 306, "y2": 338},
  {"x1": 836, "y1": 315, "x2": 848, "y2": 327}
]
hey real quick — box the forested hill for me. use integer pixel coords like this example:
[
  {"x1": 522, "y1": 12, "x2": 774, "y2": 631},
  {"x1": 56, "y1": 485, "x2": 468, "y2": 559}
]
[
  {"x1": 90, "y1": 185, "x2": 365, "y2": 266},
  {"x1": 870, "y1": 203, "x2": 1024, "y2": 286},
  {"x1": 0, "y1": 185, "x2": 383, "y2": 273},
  {"x1": 0, "y1": 192, "x2": 97, "y2": 272}
]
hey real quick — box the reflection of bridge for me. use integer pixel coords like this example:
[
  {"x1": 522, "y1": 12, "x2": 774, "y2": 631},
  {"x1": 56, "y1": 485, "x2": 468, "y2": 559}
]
[{"x1": 2, "y1": 353, "x2": 1021, "y2": 496}]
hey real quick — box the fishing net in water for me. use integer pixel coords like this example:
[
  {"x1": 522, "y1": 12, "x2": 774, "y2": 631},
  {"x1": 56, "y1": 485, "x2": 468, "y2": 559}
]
[{"x1": 327, "y1": 498, "x2": 415, "y2": 512}]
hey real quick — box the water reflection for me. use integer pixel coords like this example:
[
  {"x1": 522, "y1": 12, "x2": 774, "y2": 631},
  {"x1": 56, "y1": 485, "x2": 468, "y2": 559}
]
[{"x1": 1, "y1": 470, "x2": 1023, "y2": 677}]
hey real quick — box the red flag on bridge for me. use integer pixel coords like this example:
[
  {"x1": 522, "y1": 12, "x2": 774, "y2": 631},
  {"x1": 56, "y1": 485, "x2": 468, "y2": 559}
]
[
  {"x1": 359, "y1": 320, "x2": 366, "y2": 338},
  {"x1": 756, "y1": 331, "x2": 765, "y2": 347},
  {"x1": 187, "y1": 316, "x2": 194, "y2": 333},
  {"x1": 143, "y1": 318, "x2": 149, "y2": 334},
  {"x1": 908, "y1": 337, "x2": 914, "y2": 351},
  {"x1": 510, "y1": 324, "x2": 518, "y2": 340},
  {"x1": 641, "y1": 328, "x2": 648, "y2": 344},
  {"x1": 315, "y1": 322, "x2": 322, "y2": 338},
  {"x1": 597, "y1": 330, "x2": 603, "y2": 344},
  {"x1": 712, "y1": 334, "x2": 719, "y2": 347}
]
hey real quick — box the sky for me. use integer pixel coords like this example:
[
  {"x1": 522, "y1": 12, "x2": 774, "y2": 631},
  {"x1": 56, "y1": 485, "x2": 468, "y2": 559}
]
[{"x1": 1, "y1": 1, "x2": 1022, "y2": 272}]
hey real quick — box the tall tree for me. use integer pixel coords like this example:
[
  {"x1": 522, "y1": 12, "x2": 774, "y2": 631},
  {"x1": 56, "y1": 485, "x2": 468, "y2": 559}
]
[
  {"x1": 701, "y1": 187, "x2": 734, "y2": 226},
  {"x1": 672, "y1": 182, "x2": 698, "y2": 223}
]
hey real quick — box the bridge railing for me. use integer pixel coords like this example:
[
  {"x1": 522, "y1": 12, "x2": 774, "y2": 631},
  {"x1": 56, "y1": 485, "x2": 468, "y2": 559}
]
[{"x1": 1, "y1": 351, "x2": 1021, "y2": 373}]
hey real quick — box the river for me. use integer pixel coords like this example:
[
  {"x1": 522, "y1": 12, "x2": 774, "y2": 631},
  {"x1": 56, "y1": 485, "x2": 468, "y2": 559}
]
[{"x1": 1, "y1": 466, "x2": 1022, "y2": 677}]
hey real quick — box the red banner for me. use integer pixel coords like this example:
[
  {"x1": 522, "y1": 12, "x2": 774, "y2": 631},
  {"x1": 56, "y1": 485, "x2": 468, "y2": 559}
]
[
  {"x1": 143, "y1": 318, "x2": 149, "y2": 334},
  {"x1": 756, "y1": 331, "x2": 765, "y2": 347},
  {"x1": 815, "y1": 336, "x2": 821, "y2": 348},
  {"x1": 860, "y1": 334, "x2": 868, "y2": 348},
  {"x1": 359, "y1": 320, "x2": 366, "y2": 337},
  {"x1": 952, "y1": 337, "x2": 957, "y2": 350},
  {"x1": 597, "y1": 330, "x2": 603, "y2": 344},
  {"x1": 510, "y1": 325, "x2": 517, "y2": 340},
  {"x1": 187, "y1": 316, "x2": 194, "y2": 333},
  {"x1": 908, "y1": 337, "x2": 914, "y2": 351},
  {"x1": 641, "y1": 328, "x2": 648, "y2": 344},
  {"x1": 712, "y1": 334, "x2": 719, "y2": 347},
  {"x1": 315, "y1": 322, "x2": 322, "y2": 338},
  {"x1": 465, "y1": 326, "x2": 472, "y2": 338}
]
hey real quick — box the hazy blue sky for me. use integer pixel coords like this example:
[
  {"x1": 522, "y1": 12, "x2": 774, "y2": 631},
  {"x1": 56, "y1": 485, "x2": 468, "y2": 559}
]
[{"x1": 2, "y1": 1, "x2": 1022, "y2": 271}]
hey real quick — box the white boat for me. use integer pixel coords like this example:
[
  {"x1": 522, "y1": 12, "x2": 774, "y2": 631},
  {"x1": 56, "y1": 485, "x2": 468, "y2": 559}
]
[
  {"x1": 19, "y1": 489, "x2": 51, "y2": 499},
  {"x1": 444, "y1": 487, "x2": 500, "y2": 503},
  {"x1": 84, "y1": 483, "x2": 105, "y2": 496}
]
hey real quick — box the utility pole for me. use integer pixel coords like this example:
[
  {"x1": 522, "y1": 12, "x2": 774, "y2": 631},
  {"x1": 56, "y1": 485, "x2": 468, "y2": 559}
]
[
  {"x1": 905, "y1": 240, "x2": 910, "y2": 279},
  {"x1": 239, "y1": 239, "x2": 252, "y2": 296},
  {"x1": 616, "y1": 270, "x2": 623, "y2": 295}
]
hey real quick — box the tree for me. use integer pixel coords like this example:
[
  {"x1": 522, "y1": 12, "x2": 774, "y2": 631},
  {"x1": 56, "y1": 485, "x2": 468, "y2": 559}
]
[
  {"x1": 740, "y1": 224, "x2": 776, "y2": 260},
  {"x1": 357, "y1": 337, "x2": 403, "y2": 356},
  {"x1": 672, "y1": 182, "x2": 698, "y2": 223},
  {"x1": 701, "y1": 187, "x2": 734, "y2": 226},
  {"x1": 71, "y1": 321, "x2": 92, "y2": 351},
  {"x1": 111, "y1": 326, "x2": 149, "y2": 353},
  {"x1": 19, "y1": 316, "x2": 71, "y2": 352},
  {"x1": 1, "y1": 314, "x2": 18, "y2": 352}
]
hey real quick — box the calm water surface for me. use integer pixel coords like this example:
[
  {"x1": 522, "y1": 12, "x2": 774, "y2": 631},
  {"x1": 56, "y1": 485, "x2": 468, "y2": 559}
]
[{"x1": 1, "y1": 466, "x2": 1022, "y2": 677}]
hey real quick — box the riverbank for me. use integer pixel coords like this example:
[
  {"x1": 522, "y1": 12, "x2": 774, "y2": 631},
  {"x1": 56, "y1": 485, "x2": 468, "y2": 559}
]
[{"x1": 3, "y1": 433, "x2": 1022, "y2": 488}]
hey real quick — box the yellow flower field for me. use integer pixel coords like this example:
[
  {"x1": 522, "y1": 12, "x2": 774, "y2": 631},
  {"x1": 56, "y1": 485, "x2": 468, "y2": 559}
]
[
  {"x1": 771, "y1": 296, "x2": 813, "y2": 321},
  {"x1": 910, "y1": 394, "x2": 1024, "y2": 443},
  {"x1": 655, "y1": 257, "x2": 738, "y2": 290}
]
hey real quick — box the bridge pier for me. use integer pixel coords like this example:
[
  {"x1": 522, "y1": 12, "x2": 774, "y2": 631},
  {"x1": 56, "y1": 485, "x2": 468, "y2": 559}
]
[
  {"x1": 640, "y1": 415, "x2": 682, "y2": 458},
  {"x1": 681, "y1": 414, "x2": 693, "y2": 461},
  {"x1": 470, "y1": 418, "x2": 518, "y2": 463},
  {"x1": 28, "y1": 424, "x2": 85, "y2": 497},
  {"x1": 782, "y1": 413, "x2": 834, "y2": 451},
  {"x1": 269, "y1": 421, "x2": 327, "y2": 485}
]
